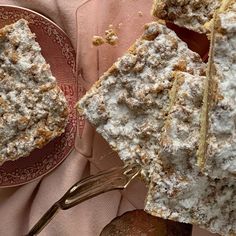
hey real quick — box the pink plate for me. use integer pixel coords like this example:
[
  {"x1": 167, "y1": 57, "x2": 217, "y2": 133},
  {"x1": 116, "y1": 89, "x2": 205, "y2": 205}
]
[{"x1": 0, "y1": 5, "x2": 78, "y2": 188}]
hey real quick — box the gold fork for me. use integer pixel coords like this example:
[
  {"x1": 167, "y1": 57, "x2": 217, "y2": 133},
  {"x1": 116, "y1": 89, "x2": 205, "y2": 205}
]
[{"x1": 25, "y1": 163, "x2": 141, "y2": 236}]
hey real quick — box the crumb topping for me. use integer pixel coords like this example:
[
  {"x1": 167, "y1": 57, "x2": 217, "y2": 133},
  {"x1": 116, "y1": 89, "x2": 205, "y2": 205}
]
[
  {"x1": 204, "y1": 3, "x2": 236, "y2": 178},
  {"x1": 145, "y1": 72, "x2": 236, "y2": 236},
  {"x1": 0, "y1": 19, "x2": 68, "y2": 165},
  {"x1": 79, "y1": 2, "x2": 236, "y2": 234},
  {"x1": 79, "y1": 22, "x2": 205, "y2": 181},
  {"x1": 152, "y1": 0, "x2": 222, "y2": 33}
]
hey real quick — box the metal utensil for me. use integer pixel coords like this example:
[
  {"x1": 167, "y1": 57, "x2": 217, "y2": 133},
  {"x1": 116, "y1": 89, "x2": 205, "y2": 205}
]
[{"x1": 26, "y1": 163, "x2": 141, "y2": 236}]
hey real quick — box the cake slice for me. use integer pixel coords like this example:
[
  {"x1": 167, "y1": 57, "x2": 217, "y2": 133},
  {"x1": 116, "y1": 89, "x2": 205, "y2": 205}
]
[
  {"x1": 77, "y1": 21, "x2": 205, "y2": 181},
  {"x1": 0, "y1": 19, "x2": 69, "y2": 165},
  {"x1": 145, "y1": 72, "x2": 236, "y2": 236},
  {"x1": 197, "y1": 1, "x2": 236, "y2": 178},
  {"x1": 152, "y1": 0, "x2": 221, "y2": 33}
]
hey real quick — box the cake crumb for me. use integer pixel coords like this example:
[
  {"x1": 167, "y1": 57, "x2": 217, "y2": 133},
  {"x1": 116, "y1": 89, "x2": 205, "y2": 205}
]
[
  {"x1": 92, "y1": 26, "x2": 119, "y2": 47},
  {"x1": 138, "y1": 11, "x2": 143, "y2": 17},
  {"x1": 105, "y1": 28, "x2": 118, "y2": 45},
  {"x1": 92, "y1": 36, "x2": 105, "y2": 46}
]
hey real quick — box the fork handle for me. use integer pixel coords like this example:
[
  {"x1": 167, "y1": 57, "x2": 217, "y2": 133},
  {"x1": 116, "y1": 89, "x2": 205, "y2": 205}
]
[
  {"x1": 26, "y1": 203, "x2": 60, "y2": 236},
  {"x1": 26, "y1": 164, "x2": 141, "y2": 235}
]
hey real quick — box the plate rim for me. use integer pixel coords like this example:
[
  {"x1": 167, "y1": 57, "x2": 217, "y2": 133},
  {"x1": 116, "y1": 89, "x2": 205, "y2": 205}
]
[{"x1": 0, "y1": 4, "x2": 69, "y2": 37}]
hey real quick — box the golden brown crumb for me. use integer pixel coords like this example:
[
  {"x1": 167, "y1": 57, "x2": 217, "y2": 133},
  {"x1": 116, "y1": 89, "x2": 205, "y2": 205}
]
[
  {"x1": 92, "y1": 26, "x2": 119, "y2": 46},
  {"x1": 92, "y1": 36, "x2": 105, "y2": 46},
  {"x1": 105, "y1": 28, "x2": 118, "y2": 45},
  {"x1": 9, "y1": 52, "x2": 19, "y2": 64}
]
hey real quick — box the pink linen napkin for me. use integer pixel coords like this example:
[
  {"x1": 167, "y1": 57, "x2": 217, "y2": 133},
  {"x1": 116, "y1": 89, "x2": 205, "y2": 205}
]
[{"x1": 0, "y1": 1, "x2": 219, "y2": 236}]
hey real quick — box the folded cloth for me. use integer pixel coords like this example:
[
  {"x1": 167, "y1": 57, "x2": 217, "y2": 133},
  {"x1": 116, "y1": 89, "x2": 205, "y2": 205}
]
[{"x1": 0, "y1": 0, "x2": 219, "y2": 236}]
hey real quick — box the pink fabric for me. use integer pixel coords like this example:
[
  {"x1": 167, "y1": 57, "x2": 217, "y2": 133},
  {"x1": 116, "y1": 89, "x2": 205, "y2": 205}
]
[{"x1": 0, "y1": 1, "x2": 219, "y2": 236}]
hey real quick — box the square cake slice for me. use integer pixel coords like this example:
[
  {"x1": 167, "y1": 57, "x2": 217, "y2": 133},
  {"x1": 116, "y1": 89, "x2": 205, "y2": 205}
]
[
  {"x1": 78, "y1": 21, "x2": 205, "y2": 181},
  {"x1": 145, "y1": 72, "x2": 236, "y2": 236},
  {"x1": 197, "y1": 2, "x2": 236, "y2": 178},
  {"x1": 152, "y1": 0, "x2": 221, "y2": 33},
  {"x1": 0, "y1": 19, "x2": 69, "y2": 165}
]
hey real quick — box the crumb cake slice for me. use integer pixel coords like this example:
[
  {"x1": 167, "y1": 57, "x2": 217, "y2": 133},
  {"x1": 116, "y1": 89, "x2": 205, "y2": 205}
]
[
  {"x1": 78, "y1": 21, "x2": 205, "y2": 180},
  {"x1": 152, "y1": 0, "x2": 221, "y2": 33},
  {"x1": 0, "y1": 19, "x2": 68, "y2": 165},
  {"x1": 145, "y1": 72, "x2": 236, "y2": 236},
  {"x1": 198, "y1": 2, "x2": 236, "y2": 178}
]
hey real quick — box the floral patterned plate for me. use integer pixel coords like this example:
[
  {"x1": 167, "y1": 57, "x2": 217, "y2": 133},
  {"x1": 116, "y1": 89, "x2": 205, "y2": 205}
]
[{"x1": 0, "y1": 5, "x2": 79, "y2": 188}]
